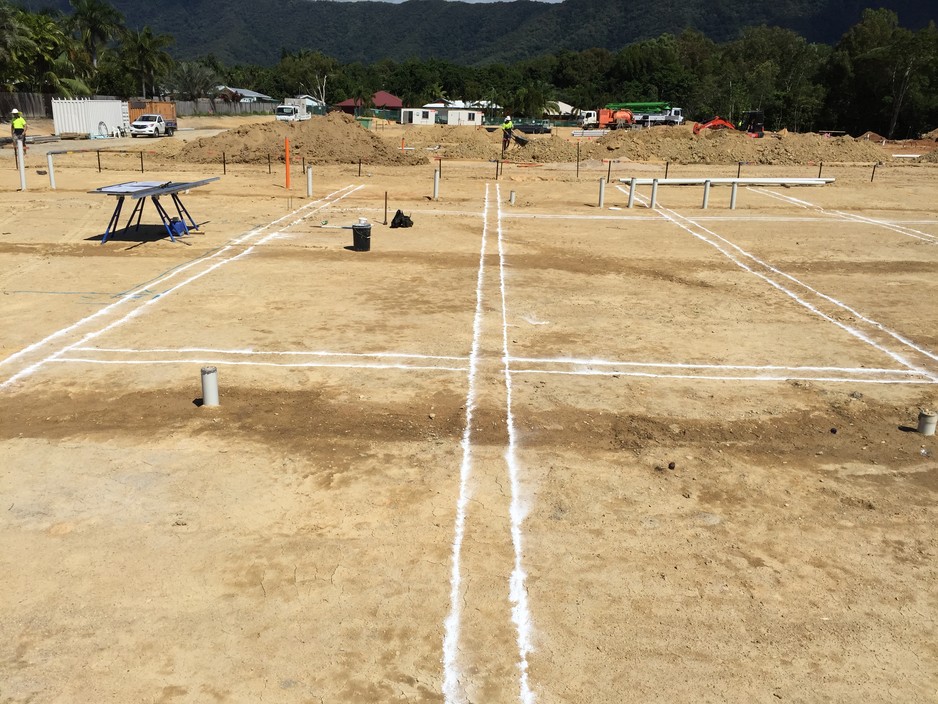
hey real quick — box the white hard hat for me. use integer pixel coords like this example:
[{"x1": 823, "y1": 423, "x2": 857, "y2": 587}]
[
  {"x1": 505, "y1": 115, "x2": 511, "y2": 121},
  {"x1": 11, "y1": 108, "x2": 19, "y2": 114}
]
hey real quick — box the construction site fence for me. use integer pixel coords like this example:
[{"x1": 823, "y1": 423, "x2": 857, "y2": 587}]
[{"x1": 174, "y1": 99, "x2": 279, "y2": 116}]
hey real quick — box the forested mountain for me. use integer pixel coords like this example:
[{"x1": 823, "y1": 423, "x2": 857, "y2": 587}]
[{"x1": 28, "y1": 0, "x2": 932, "y2": 66}]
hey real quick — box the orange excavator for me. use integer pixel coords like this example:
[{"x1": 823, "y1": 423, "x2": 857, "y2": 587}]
[{"x1": 694, "y1": 110, "x2": 764, "y2": 137}]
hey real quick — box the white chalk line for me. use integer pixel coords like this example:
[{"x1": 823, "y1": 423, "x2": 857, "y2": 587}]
[
  {"x1": 496, "y1": 183, "x2": 535, "y2": 704},
  {"x1": 73, "y1": 346, "x2": 467, "y2": 362},
  {"x1": 49, "y1": 358, "x2": 466, "y2": 372},
  {"x1": 442, "y1": 186, "x2": 490, "y2": 703},
  {"x1": 752, "y1": 187, "x2": 938, "y2": 244},
  {"x1": 56, "y1": 347, "x2": 933, "y2": 384},
  {"x1": 618, "y1": 184, "x2": 938, "y2": 380},
  {"x1": 508, "y1": 356, "x2": 917, "y2": 374},
  {"x1": 0, "y1": 185, "x2": 362, "y2": 390},
  {"x1": 723, "y1": 190, "x2": 938, "y2": 368},
  {"x1": 509, "y1": 368, "x2": 933, "y2": 384}
]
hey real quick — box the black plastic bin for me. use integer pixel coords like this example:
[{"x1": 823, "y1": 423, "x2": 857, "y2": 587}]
[{"x1": 352, "y1": 222, "x2": 371, "y2": 251}]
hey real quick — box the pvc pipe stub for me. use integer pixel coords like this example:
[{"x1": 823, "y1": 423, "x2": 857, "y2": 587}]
[
  {"x1": 201, "y1": 366, "x2": 220, "y2": 407},
  {"x1": 917, "y1": 409, "x2": 936, "y2": 436}
]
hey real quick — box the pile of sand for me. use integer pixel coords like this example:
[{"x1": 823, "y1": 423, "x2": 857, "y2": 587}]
[
  {"x1": 582, "y1": 126, "x2": 889, "y2": 165},
  {"x1": 924, "y1": 127, "x2": 938, "y2": 141},
  {"x1": 168, "y1": 115, "x2": 895, "y2": 167},
  {"x1": 385, "y1": 124, "x2": 891, "y2": 165},
  {"x1": 178, "y1": 112, "x2": 424, "y2": 166}
]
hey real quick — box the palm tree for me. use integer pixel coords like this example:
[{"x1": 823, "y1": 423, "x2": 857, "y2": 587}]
[
  {"x1": 69, "y1": 0, "x2": 122, "y2": 69},
  {"x1": 0, "y1": 2, "x2": 37, "y2": 90},
  {"x1": 19, "y1": 9, "x2": 90, "y2": 95},
  {"x1": 170, "y1": 61, "x2": 218, "y2": 101},
  {"x1": 119, "y1": 26, "x2": 174, "y2": 97}
]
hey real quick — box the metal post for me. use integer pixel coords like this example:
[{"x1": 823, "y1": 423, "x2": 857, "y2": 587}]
[
  {"x1": 358, "y1": 158, "x2": 362, "y2": 177},
  {"x1": 97, "y1": 150, "x2": 102, "y2": 173},
  {"x1": 306, "y1": 166, "x2": 313, "y2": 197},
  {"x1": 730, "y1": 181, "x2": 738, "y2": 210},
  {"x1": 737, "y1": 162, "x2": 742, "y2": 178},
  {"x1": 223, "y1": 151, "x2": 226, "y2": 175},
  {"x1": 200, "y1": 366, "x2": 219, "y2": 407},
  {"x1": 818, "y1": 161, "x2": 823, "y2": 179},
  {"x1": 664, "y1": 162, "x2": 670, "y2": 179},
  {"x1": 650, "y1": 178, "x2": 658, "y2": 209},
  {"x1": 438, "y1": 158, "x2": 442, "y2": 178},
  {"x1": 606, "y1": 160, "x2": 612, "y2": 181},
  {"x1": 598, "y1": 178, "x2": 605, "y2": 209},
  {"x1": 16, "y1": 139, "x2": 26, "y2": 191},
  {"x1": 433, "y1": 169, "x2": 440, "y2": 201},
  {"x1": 495, "y1": 160, "x2": 499, "y2": 181},
  {"x1": 47, "y1": 153, "x2": 56, "y2": 189},
  {"x1": 268, "y1": 153, "x2": 271, "y2": 174},
  {"x1": 285, "y1": 137, "x2": 291, "y2": 190},
  {"x1": 384, "y1": 191, "x2": 388, "y2": 225},
  {"x1": 871, "y1": 163, "x2": 878, "y2": 182},
  {"x1": 576, "y1": 142, "x2": 580, "y2": 179},
  {"x1": 702, "y1": 179, "x2": 711, "y2": 209},
  {"x1": 140, "y1": 151, "x2": 144, "y2": 173},
  {"x1": 627, "y1": 177, "x2": 636, "y2": 208}
]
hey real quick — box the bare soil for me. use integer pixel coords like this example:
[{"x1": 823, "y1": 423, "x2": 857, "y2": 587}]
[{"x1": 1, "y1": 116, "x2": 937, "y2": 704}]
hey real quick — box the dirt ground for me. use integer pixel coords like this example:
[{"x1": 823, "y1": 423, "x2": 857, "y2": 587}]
[{"x1": 1, "y1": 116, "x2": 938, "y2": 704}]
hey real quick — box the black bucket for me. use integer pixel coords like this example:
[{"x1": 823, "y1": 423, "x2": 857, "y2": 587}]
[{"x1": 352, "y1": 222, "x2": 371, "y2": 251}]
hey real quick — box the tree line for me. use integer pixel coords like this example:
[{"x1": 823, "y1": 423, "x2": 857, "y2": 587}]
[{"x1": 2, "y1": 0, "x2": 935, "y2": 138}]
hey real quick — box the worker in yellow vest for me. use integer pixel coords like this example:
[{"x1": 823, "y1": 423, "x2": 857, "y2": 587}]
[{"x1": 11, "y1": 108, "x2": 27, "y2": 152}]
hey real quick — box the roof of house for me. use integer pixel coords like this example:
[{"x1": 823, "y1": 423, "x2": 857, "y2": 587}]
[
  {"x1": 422, "y1": 99, "x2": 497, "y2": 110},
  {"x1": 217, "y1": 86, "x2": 275, "y2": 101},
  {"x1": 335, "y1": 90, "x2": 403, "y2": 109}
]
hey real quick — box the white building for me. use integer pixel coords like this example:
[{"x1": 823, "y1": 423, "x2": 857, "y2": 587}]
[
  {"x1": 400, "y1": 108, "x2": 438, "y2": 125},
  {"x1": 422, "y1": 100, "x2": 488, "y2": 126}
]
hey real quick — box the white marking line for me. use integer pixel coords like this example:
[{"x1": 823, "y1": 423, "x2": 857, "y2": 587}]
[
  {"x1": 752, "y1": 187, "x2": 938, "y2": 244},
  {"x1": 509, "y1": 368, "x2": 934, "y2": 384},
  {"x1": 617, "y1": 184, "x2": 938, "y2": 380},
  {"x1": 73, "y1": 346, "x2": 467, "y2": 362},
  {"x1": 496, "y1": 184, "x2": 535, "y2": 704},
  {"x1": 509, "y1": 356, "x2": 922, "y2": 375},
  {"x1": 442, "y1": 186, "x2": 490, "y2": 703},
  {"x1": 50, "y1": 358, "x2": 466, "y2": 372},
  {"x1": 729, "y1": 191, "x2": 938, "y2": 368},
  {"x1": 0, "y1": 186, "x2": 362, "y2": 390}
]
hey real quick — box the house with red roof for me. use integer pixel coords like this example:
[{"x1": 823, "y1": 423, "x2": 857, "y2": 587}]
[{"x1": 334, "y1": 90, "x2": 403, "y2": 116}]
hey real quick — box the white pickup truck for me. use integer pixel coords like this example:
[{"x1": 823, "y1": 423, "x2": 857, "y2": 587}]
[{"x1": 129, "y1": 113, "x2": 174, "y2": 137}]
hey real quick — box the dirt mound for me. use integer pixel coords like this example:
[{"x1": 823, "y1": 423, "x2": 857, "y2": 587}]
[
  {"x1": 179, "y1": 112, "x2": 424, "y2": 166},
  {"x1": 924, "y1": 127, "x2": 938, "y2": 141},
  {"x1": 582, "y1": 126, "x2": 889, "y2": 164}
]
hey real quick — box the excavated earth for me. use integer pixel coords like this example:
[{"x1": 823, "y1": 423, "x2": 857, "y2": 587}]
[{"x1": 162, "y1": 116, "x2": 914, "y2": 167}]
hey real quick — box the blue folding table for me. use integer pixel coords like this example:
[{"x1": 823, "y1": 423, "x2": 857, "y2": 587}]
[{"x1": 92, "y1": 178, "x2": 220, "y2": 244}]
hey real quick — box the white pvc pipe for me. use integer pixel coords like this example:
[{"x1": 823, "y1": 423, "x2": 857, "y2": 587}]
[
  {"x1": 627, "y1": 177, "x2": 636, "y2": 208},
  {"x1": 730, "y1": 181, "x2": 738, "y2": 210},
  {"x1": 433, "y1": 169, "x2": 440, "y2": 201},
  {"x1": 509, "y1": 190, "x2": 516, "y2": 205},
  {"x1": 201, "y1": 366, "x2": 219, "y2": 406},
  {"x1": 16, "y1": 139, "x2": 26, "y2": 191},
  {"x1": 919, "y1": 410, "x2": 937, "y2": 436},
  {"x1": 650, "y1": 179, "x2": 658, "y2": 209},
  {"x1": 598, "y1": 178, "x2": 605, "y2": 208},
  {"x1": 702, "y1": 179, "x2": 711, "y2": 209},
  {"x1": 306, "y1": 166, "x2": 312, "y2": 197},
  {"x1": 47, "y1": 153, "x2": 56, "y2": 189}
]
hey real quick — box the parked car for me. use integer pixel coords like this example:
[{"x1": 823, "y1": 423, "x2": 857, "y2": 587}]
[
  {"x1": 515, "y1": 122, "x2": 552, "y2": 134},
  {"x1": 129, "y1": 113, "x2": 172, "y2": 137}
]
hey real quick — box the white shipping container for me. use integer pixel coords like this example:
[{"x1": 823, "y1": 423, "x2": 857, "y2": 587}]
[{"x1": 51, "y1": 98, "x2": 128, "y2": 137}]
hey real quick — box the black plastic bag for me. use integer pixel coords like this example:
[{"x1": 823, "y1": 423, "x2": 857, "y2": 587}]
[{"x1": 390, "y1": 209, "x2": 413, "y2": 228}]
